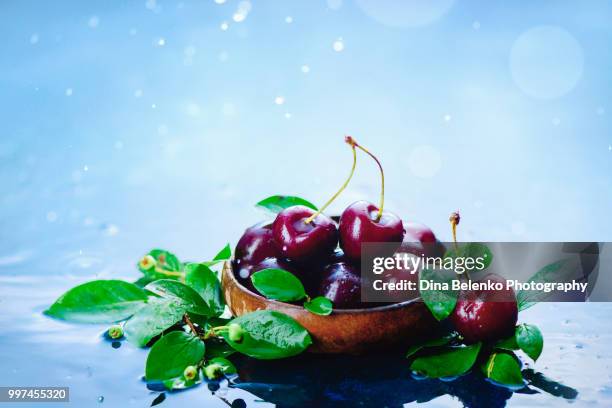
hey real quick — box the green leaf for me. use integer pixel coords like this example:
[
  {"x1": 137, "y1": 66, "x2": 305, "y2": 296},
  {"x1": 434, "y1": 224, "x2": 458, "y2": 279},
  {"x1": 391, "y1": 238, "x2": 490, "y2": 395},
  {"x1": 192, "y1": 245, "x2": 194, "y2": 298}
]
[
  {"x1": 207, "y1": 357, "x2": 236, "y2": 375},
  {"x1": 145, "y1": 331, "x2": 205, "y2": 381},
  {"x1": 184, "y1": 263, "x2": 225, "y2": 316},
  {"x1": 410, "y1": 343, "x2": 481, "y2": 378},
  {"x1": 405, "y1": 333, "x2": 456, "y2": 359},
  {"x1": 481, "y1": 351, "x2": 524, "y2": 387},
  {"x1": 251, "y1": 269, "x2": 307, "y2": 302},
  {"x1": 303, "y1": 296, "x2": 333, "y2": 316},
  {"x1": 124, "y1": 297, "x2": 187, "y2": 347},
  {"x1": 517, "y1": 258, "x2": 580, "y2": 311},
  {"x1": 201, "y1": 244, "x2": 232, "y2": 267},
  {"x1": 255, "y1": 195, "x2": 318, "y2": 214},
  {"x1": 495, "y1": 334, "x2": 520, "y2": 351},
  {"x1": 205, "y1": 339, "x2": 236, "y2": 359},
  {"x1": 516, "y1": 323, "x2": 543, "y2": 362},
  {"x1": 44, "y1": 280, "x2": 148, "y2": 323},
  {"x1": 138, "y1": 249, "x2": 183, "y2": 282},
  {"x1": 223, "y1": 310, "x2": 312, "y2": 359},
  {"x1": 419, "y1": 268, "x2": 458, "y2": 321},
  {"x1": 145, "y1": 279, "x2": 213, "y2": 316},
  {"x1": 444, "y1": 243, "x2": 493, "y2": 272}
]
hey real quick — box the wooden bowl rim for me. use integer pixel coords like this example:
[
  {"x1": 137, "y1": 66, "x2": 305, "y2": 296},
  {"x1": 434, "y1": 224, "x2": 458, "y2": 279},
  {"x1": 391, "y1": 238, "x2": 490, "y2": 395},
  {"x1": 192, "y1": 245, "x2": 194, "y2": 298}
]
[{"x1": 224, "y1": 260, "x2": 421, "y2": 314}]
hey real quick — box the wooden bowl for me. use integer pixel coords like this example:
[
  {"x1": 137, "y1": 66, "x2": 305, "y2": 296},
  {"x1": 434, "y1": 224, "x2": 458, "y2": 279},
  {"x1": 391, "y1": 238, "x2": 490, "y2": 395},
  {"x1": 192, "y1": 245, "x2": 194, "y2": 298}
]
[{"x1": 222, "y1": 261, "x2": 440, "y2": 354}]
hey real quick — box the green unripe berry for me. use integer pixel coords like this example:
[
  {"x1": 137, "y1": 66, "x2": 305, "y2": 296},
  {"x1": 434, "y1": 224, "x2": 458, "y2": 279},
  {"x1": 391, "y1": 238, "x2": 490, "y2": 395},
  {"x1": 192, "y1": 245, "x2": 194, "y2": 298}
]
[
  {"x1": 204, "y1": 363, "x2": 222, "y2": 380},
  {"x1": 108, "y1": 325, "x2": 123, "y2": 339},
  {"x1": 228, "y1": 323, "x2": 245, "y2": 343},
  {"x1": 183, "y1": 365, "x2": 198, "y2": 381},
  {"x1": 139, "y1": 254, "x2": 156, "y2": 271}
]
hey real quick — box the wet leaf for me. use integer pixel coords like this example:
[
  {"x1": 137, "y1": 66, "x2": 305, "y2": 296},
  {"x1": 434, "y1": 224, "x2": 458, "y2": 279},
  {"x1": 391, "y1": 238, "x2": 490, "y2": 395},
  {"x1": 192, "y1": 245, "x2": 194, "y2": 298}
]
[
  {"x1": 222, "y1": 310, "x2": 312, "y2": 359},
  {"x1": 255, "y1": 195, "x2": 317, "y2": 214},
  {"x1": 44, "y1": 280, "x2": 148, "y2": 323}
]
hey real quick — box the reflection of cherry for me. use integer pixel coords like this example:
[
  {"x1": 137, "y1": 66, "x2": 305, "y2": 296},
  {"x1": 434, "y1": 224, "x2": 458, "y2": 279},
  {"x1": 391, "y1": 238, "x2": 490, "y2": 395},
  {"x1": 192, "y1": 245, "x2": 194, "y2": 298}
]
[
  {"x1": 451, "y1": 273, "x2": 518, "y2": 343},
  {"x1": 319, "y1": 261, "x2": 362, "y2": 308},
  {"x1": 234, "y1": 222, "x2": 278, "y2": 267},
  {"x1": 272, "y1": 206, "x2": 338, "y2": 262},
  {"x1": 339, "y1": 137, "x2": 404, "y2": 261}
]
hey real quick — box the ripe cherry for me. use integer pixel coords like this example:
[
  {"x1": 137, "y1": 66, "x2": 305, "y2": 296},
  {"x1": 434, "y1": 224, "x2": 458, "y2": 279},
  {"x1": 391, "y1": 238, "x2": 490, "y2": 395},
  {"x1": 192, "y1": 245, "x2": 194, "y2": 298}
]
[
  {"x1": 404, "y1": 222, "x2": 437, "y2": 244},
  {"x1": 339, "y1": 137, "x2": 405, "y2": 261},
  {"x1": 339, "y1": 200, "x2": 404, "y2": 261},
  {"x1": 319, "y1": 261, "x2": 362, "y2": 308},
  {"x1": 235, "y1": 257, "x2": 314, "y2": 294},
  {"x1": 451, "y1": 273, "x2": 518, "y2": 343},
  {"x1": 234, "y1": 222, "x2": 278, "y2": 267},
  {"x1": 445, "y1": 212, "x2": 517, "y2": 343},
  {"x1": 272, "y1": 206, "x2": 338, "y2": 262}
]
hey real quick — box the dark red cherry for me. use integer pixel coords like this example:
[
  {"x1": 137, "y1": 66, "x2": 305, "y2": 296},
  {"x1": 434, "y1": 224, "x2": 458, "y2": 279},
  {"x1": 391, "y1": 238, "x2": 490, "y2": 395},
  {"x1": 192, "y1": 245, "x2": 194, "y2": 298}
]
[
  {"x1": 404, "y1": 222, "x2": 436, "y2": 243},
  {"x1": 339, "y1": 201, "x2": 404, "y2": 261},
  {"x1": 451, "y1": 274, "x2": 518, "y2": 343},
  {"x1": 235, "y1": 257, "x2": 313, "y2": 295},
  {"x1": 272, "y1": 205, "x2": 338, "y2": 262},
  {"x1": 234, "y1": 222, "x2": 278, "y2": 268},
  {"x1": 319, "y1": 261, "x2": 362, "y2": 308}
]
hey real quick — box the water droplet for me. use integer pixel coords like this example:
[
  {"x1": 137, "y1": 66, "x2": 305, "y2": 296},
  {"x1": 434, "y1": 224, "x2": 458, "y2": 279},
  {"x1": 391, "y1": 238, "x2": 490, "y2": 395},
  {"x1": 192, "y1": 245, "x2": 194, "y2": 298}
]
[
  {"x1": 65, "y1": 88, "x2": 73, "y2": 96},
  {"x1": 444, "y1": 114, "x2": 451, "y2": 122},
  {"x1": 220, "y1": 21, "x2": 229, "y2": 31},
  {"x1": 157, "y1": 37, "x2": 165, "y2": 46},
  {"x1": 134, "y1": 89, "x2": 143, "y2": 98},
  {"x1": 301, "y1": 65, "x2": 310, "y2": 74},
  {"x1": 284, "y1": 112, "x2": 292, "y2": 119},
  {"x1": 97, "y1": 396, "x2": 104, "y2": 403},
  {"x1": 327, "y1": 0, "x2": 343, "y2": 10},
  {"x1": 332, "y1": 38, "x2": 344, "y2": 52},
  {"x1": 285, "y1": 16, "x2": 293, "y2": 24},
  {"x1": 88, "y1": 16, "x2": 100, "y2": 28},
  {"x1": 274, "y1": 96, "x2": 285, "y2": 105},
  {"x1": 214, "y1": 0, "x2": 226, "y2": 4}
]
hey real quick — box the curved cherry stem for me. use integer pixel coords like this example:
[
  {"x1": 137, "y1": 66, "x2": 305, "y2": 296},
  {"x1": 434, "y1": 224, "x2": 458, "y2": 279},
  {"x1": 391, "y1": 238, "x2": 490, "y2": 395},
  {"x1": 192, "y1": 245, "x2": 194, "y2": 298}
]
[
  {"x1": 304, "y1": 137, "x2": 357, "y2": 224},
  {"x1": 349, "y1": 137, "x2": 385, "y2": 222}
]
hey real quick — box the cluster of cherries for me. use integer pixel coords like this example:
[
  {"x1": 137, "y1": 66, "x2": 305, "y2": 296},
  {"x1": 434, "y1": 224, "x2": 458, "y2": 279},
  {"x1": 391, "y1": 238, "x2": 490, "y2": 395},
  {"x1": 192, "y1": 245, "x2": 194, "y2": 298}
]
[{"x1": 232, "y1": 137, "x2": 518, "y2": 344}]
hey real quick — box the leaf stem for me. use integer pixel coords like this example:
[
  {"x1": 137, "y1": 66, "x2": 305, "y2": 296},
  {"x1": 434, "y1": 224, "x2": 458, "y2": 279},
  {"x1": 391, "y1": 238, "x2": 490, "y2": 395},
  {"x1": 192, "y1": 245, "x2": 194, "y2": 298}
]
[
  {"x1": 304, "y1": 137, "x2": 357, "y2": 224},
  {"x1": 183, "y1": 314, "x2": 199, "y2": 336},
  {"x1": 204, "y1": 325, "x2": 229, "y2": 340}
]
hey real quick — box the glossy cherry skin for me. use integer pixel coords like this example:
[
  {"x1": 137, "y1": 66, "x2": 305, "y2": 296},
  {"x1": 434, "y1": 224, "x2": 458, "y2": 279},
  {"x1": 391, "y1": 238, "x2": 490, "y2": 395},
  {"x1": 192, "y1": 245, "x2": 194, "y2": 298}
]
[
  {"x1": 451, "y1": 274, "x2": 518, "y2": 343},
  {"x1": 272, "y1": 205, "x2": 338, "y2": 262},
  {"x1": 319, "y1": 261, "x2": 362, "y2": 308},
  {"x1": 404, "y1": 222, "x2": 436, "y2": 244},
  {"x1": 235, "y1": 257, "x2": 312, "y2": 295},
  {"x1": 339, "y1": 201, "x2": 404, "y2": 261},
  {"x1": 234, "y1": 222, "x2": 278, "y2": 268}
]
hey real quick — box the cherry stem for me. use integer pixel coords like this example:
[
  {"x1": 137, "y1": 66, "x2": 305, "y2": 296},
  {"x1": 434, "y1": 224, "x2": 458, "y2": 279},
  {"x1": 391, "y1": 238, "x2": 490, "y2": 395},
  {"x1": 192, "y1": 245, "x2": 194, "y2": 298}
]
[
  {"x1": 350, "y1": 137, "x2": 385, "y2": 222},
  {"x1": 449, "y1": 211, "x2": 460, "y2": 251},
  {"x1": 304, "y1": 137, "x2": 357, "y2": 224}
]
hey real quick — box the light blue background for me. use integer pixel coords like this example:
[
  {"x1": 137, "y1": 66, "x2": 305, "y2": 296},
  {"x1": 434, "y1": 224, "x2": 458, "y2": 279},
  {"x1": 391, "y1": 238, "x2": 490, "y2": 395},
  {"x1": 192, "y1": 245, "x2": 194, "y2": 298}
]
[{"x1": 0, "y1": 2, "x2": 611, "y2": 406}]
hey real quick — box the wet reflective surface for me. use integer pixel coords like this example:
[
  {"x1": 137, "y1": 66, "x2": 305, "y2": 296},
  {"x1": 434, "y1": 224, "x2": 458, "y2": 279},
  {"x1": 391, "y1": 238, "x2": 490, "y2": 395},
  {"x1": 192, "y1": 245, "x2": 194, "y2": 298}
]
[{"x1": 2, "y1": 0, "x2": 612, "y2": 406}]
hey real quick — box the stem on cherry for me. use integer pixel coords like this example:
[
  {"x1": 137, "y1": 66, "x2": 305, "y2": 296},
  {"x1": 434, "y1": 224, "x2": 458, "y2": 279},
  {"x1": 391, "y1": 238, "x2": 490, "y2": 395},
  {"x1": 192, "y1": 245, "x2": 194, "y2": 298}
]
[
  {"x1": 348, "y1": 136, "x2": 385, "y2": 222},
  {"x1": 304, "y1": 136, "x2": 357, "y2": 224},
  {"x1": 449, "y1": 211, "x2": 460, "y2": 251}
]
